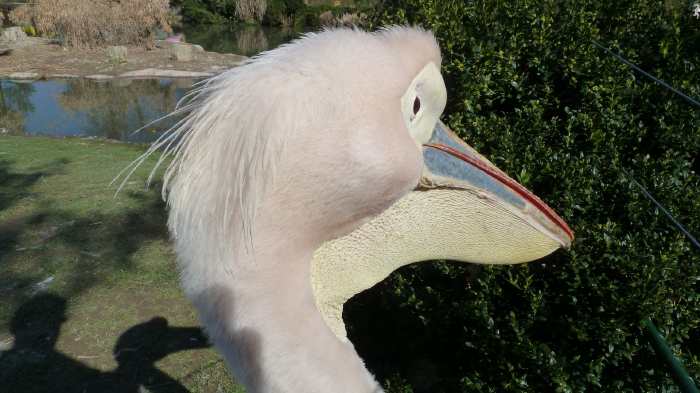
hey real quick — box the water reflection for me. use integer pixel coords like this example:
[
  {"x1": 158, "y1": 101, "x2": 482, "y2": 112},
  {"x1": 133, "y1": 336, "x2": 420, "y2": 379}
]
[
  {"x1": 181, "y1": 24, "x2": 301, "y2": 56},
  {"x1": 237, "y1": 25, "x2": 271, "y2": 55},
  {"x1": 0, "y1": 82, "x2": 34, "y2": 135},
  {"x1": 0, "y1": 78, "x2": 197, "y2": 143}
]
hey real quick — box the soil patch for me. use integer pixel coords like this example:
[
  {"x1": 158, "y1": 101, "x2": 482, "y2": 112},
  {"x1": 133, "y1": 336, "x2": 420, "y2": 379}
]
[{"x1": 0, "y1": 37, "x2": 247, "y2": 79}]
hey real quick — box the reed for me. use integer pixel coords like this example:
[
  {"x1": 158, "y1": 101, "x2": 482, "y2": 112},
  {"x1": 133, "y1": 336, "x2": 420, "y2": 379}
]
[
  {"x1": 234, "y1": 0, "x2": 266, "y2": 23},
  {"x1": 11, "y1": 0, "x2": 172, "y2": 47}
]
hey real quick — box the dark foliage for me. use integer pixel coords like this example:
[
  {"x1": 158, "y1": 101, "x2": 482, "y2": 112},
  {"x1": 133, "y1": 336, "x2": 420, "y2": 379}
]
[
  {"x1": 173, "y1": 0, "x2": 298, "y2": 24},
  {"x1": 346, "y1": 1, "x2": 700, "y2": 391},
  {"x1": 172, "y1": 0, "x2": 237, "y2": 24}
]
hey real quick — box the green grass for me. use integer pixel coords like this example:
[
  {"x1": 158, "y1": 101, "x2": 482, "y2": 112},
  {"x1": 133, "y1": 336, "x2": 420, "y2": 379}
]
[{"x1": 0, "y1": 136, "x2": 245, "y2": 393}]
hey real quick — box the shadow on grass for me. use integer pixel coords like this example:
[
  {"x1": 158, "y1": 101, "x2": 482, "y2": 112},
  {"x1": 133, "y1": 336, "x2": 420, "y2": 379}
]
[
  {"x1": 48, "y1": 187, "x2": 172, "y2": 295},
  {"x1": 0, "y1": 158, "x2": 214, "y2": 392},
  {"x1": 0, "y1": 293, "x2": 210, "y2": 393},
  {"x1": 0, "y1": 180, "x2": 172, "y2": 316},
  {"x1": 0, "y1": 158, "x2": 69, "y2": 262},
  {"x1": 0, "y1": 158, "x2": 71, "y2": 211}
]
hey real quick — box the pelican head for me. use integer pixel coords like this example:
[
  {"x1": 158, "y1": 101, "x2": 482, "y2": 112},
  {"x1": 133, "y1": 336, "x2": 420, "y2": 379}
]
[{"x1": 158, "y1": 26, "x2": 572, "y2": 393}]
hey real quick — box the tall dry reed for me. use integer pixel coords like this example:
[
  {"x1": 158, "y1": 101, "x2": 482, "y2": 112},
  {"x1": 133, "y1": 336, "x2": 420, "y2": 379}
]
[
  {"x1": 8, "y1": 4, "x2": 32, "y2": 27},
  {"x1": 15, "y1": 0, "x2": 172, "y2": 47},
  {"x1": 235, "y1": 0, "x2": 267, "y2": 23}
]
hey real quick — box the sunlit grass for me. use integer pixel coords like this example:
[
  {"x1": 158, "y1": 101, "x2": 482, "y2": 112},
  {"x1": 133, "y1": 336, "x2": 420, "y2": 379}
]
[{"x1": 0, "y1": 136, "x2": 244, "y2": 393}]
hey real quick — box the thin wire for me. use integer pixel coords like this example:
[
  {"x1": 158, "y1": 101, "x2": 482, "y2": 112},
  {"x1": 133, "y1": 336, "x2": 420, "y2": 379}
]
[
  {"x1": 591, "y1": 40, "x2": 700, "y2": 109},
  {"x1": 621, "y1": 168, "x2": 700, "y2": 251}
]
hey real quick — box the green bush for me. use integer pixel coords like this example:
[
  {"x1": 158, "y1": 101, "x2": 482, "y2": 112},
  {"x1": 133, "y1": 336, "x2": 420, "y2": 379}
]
[{"x1": 344, "y1": 1, "x2": 700, "y2": 391}]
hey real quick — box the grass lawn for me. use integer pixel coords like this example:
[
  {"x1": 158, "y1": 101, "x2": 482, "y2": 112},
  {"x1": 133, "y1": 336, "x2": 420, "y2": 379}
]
[{"x1": 0, "y1": 136, "x2": 244, "y2": 393}]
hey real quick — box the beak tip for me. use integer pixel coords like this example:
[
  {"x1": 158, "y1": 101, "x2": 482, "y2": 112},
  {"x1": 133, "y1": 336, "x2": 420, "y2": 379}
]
[{"x1": 562, "y1": 224, "x2": 574, "y2": 249}]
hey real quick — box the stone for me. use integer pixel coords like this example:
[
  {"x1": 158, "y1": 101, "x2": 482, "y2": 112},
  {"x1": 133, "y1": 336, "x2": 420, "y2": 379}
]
[
  {"x1": 0, "y1": 27, "x2": 27, "y2": 43},
  {"x1": 192, "y1": 44, "x2": 205, "y2": 53},
  {"x1": 319, "y1": 10, "x2": 334, "y2": 26},
  {"x1": 170, "y1": 43, "x2": 195, "y2": 62},
  {"x1": 29, "y1": 276, "x2": 54, "y2": 295},
  {"x1": 119, "y1": 68, "x2": 213, "y2": 78},
  {"x1": 8, "y1": 72, "x2": 40, "y2": 80},
  {"x1": 85, "y1": 74, "x2": 114, "y2": 81},
  {"x1": 106, "y1": 45, "x2": 128, "y2": 64},
  {"x1": 50, "y1": 74, "x2": 80, "y2": 79}
]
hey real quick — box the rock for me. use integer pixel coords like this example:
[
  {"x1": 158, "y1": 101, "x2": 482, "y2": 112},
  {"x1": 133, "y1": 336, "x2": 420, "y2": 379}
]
[
  {"x1": 192, "y1": 44, "x2": 205, "y2": 53},
  {"x1": 85, "y1": 74, "x2": 114, "y2": 81},
  {"x1": 119, "y1": 68, "x2": 214, "y2": 78},
  {"x1": 170, "y1": 43, "x2": 195, "y2": 62},
  {"x1": 8, "y1": 72, "x2": 40, "y2": 80},
  {"x1": 0, "y1": 48, "x2": 11, "y2": 56},
  {"x1": 0, "y1": 337, "x2": 15, "y2": 352},
  {"x1": 106, "y1": 45, "x2": 128, "y2": 64},
  {"x1": 319, "y1": 10, "x2": 334, "y2": 26},
  {"x1": 29, "y1": 276, "x2": 54, "y2": 295},
  {"x1": 50, "y1": 74, "x2": 80, "y2": 79},
  {"x1": 155, "y1": 39, "x2": 175, "y2": 49},
  {"x1": 0, "y1": 27, "x2": 27, "y2": 43}
]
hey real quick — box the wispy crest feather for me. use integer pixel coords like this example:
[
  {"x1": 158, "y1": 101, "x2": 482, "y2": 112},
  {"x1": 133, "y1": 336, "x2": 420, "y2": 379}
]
[
  {"x1": 117, "y1": 26, "x2": 442, "y2": 280},
  {"x1": 116, "y1": 40, "x2": 317, "y2": 273}
]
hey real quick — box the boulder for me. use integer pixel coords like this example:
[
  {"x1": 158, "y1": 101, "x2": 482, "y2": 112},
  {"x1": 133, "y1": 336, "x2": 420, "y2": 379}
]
[
  {"x1": 119, "y1": 68, "x2": 214, "y2": 78},
  {"x1": 106, "y1": 46, "x2": 128, "y2": 64},
  {"x1": 155, "y1": 40, "x2": 175, "y2": 49},
  {"x1": 319, "y1": 11, "x2": 335, "y2": 26},
  {"x1": 0, "y1": 27, "x2": 27, "y2": 43},
  {"x1": 8, "y1": 72, "x2": 40, "y2": 80},
  {"x1": 86, "y1": 74, "x2": 114, "y2": 81},
  {"x1": 170, "y1": 43, "x2": 195, "y2": 62}
]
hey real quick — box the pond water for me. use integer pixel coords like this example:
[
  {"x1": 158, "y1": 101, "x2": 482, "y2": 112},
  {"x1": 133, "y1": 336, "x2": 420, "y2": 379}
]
[
  {"x1": 0, "y1": 24, "x2": 312, "y2": 143},
  {"x1": 180, "y1": 24, "x2": 308, "y2": 56},
  {"x1": 0, "y1": 78, "x2": 196, "y2": 143}
]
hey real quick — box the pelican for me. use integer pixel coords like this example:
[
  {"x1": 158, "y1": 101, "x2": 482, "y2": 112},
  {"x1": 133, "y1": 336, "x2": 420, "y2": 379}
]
[{"x1": 137, "y1": 26, "x2": 573, "y2": 393}]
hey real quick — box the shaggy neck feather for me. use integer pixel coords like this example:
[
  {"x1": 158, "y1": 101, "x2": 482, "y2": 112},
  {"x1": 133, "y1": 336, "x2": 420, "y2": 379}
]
[{"x1": 189, "y1": 237, "x2": 382, "y2": 393}]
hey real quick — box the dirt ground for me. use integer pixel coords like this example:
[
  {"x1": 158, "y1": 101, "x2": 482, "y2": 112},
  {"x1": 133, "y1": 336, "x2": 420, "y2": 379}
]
[{"x1": 0, "y1": 37, "x2": 247, "y2": 79}]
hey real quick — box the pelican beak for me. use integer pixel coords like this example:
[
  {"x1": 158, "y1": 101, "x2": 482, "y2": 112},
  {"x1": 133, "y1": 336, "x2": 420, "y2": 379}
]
[
  {"x1": 311, "y1": 120, "x2": 573, "y2": 340},
  {"x1": 420, "y1": 120, "x2": 573, "y2": 250}
]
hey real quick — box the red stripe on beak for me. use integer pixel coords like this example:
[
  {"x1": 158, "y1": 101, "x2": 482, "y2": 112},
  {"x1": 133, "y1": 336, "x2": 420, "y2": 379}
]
[{"x1": 424, "y1": 143, "x2": 574, "y2": 242}]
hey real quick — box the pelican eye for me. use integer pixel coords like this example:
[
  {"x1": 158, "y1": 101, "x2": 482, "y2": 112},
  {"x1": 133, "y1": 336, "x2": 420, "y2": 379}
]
[{"x1": 413, "y1": 96, "x2": 421, "y2": 115}]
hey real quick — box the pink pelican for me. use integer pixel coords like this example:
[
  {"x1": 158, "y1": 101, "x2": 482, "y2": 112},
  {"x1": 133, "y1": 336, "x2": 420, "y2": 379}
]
[{"x1": 131, "y1": 26, "x2": 573, "y2": 393}]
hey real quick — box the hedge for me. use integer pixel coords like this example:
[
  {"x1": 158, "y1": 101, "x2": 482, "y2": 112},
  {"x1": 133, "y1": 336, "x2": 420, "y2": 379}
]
[{"x1": 342, "y1": 1, "x2": 700, "y2": 392}]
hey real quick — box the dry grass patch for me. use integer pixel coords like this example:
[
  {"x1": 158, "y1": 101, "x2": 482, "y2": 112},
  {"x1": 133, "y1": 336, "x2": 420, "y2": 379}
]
[
  {"x1": 10, "y1": 0, "x2": 173, "y2": 47},
  {"x1": 235, "y1": 0, "x2": 267, "y2": 22}
]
